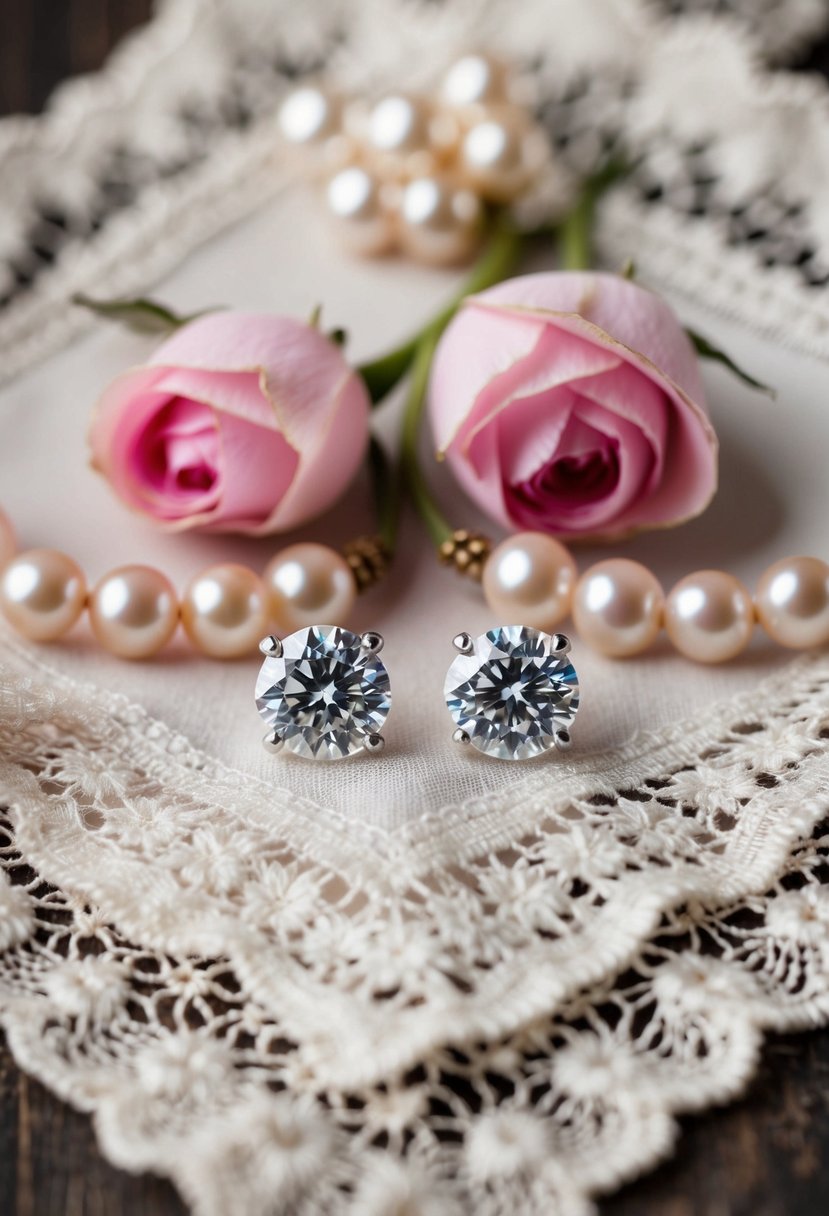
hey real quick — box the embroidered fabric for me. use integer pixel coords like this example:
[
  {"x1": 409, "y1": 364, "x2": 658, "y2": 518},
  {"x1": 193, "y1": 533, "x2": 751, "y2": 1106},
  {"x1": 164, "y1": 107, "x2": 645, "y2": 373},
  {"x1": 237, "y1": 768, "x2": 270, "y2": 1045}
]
[
  {"x1": 2, "y1": 639, "x2": 829, "y2": 1214},
  {"x1": 3, "y1": 1, "x2": 829, "y2": 1211}
]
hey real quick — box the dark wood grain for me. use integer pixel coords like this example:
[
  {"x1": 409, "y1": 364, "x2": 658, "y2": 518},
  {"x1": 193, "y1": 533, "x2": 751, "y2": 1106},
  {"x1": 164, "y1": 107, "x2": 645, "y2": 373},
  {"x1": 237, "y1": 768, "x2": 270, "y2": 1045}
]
[{"x1": 2, "y1": 4, "x2": 829, "y2": 1212}]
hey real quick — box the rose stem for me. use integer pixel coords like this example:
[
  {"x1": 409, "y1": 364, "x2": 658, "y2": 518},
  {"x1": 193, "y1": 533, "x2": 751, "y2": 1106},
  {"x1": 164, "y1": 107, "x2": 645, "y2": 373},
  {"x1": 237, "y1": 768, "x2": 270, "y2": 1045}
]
[
  {"x1": 358, "y1": 212, "x2": 522, "y2": 406},
  {"x1": 558, "y1": 158, "x2": 629, "y2": 271},
  {"x1": 366, "y1": 214, "x2": 523, "y2": 553}
]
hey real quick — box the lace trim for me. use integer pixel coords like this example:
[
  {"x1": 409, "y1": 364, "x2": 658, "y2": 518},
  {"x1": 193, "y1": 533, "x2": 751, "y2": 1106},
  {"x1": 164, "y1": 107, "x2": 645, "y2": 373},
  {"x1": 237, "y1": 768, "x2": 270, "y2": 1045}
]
[
  {"x1": 2, "y1": 639, "x2": 829, "y2": 1211},
  {"x1": 1, "y1": 0, "x2": 829, "y2": 388},
  {"x1": 3, "y1": 1, "x2": 829, "y2": 1208}
]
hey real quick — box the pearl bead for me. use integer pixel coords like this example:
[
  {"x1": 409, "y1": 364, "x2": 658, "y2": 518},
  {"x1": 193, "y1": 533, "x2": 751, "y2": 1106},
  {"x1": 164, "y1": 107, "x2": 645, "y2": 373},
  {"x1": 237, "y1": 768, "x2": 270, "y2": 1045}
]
[
  {"x1": 755, "y1": 555, "x2": 829, "y2": 650},
  {"x1": 399, "y1": 176, "x2": 482, "y2": 265},
  {"x1": 325, "y1": 166, "x2": 394, "y2": 256},
  {"x1": 181, "y1": 564, "x2": 269, "y2": 659},
  {"x1": 367, "y1": 94, "x2": 428, "y2": 155},
  {"x1": 0, "y1": 548, "x2": 86, "y2": 642},
  {"x1": 442, "y1": 53, "x2": 507, "y2": 108},
  {"x1": 572, "y1": 559, "x2": 664, "y2": 658},
  {"x1": 89, "y1": 565, "x2": 178, "y2": 659},
  {"x1": 665, "y1": 570, "x2": 754, "y2": 664},
  {"x1": 0, "y1": 507, "x2": 15, "y2": 567},
  {"x1": 264, "y1": 544, "x2": 356, "y2": 633},
  {"x1": 483, "y1": 532, "x2": 576, "y2": 632},
  {"x1": 278, "y1": 85, "x2": 339, "y2": 148},
  {"x1": 460, "y1": 107, "x2": 533, "y2": 202}
]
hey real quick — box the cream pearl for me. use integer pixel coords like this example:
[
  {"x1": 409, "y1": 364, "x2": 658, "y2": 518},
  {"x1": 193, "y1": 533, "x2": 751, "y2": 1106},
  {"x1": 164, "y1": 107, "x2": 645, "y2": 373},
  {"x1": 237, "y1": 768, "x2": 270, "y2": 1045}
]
[
  {"x1": 367, "y1": 94, "x2": 429, "y2": 155},
  {"x1": 181, "y1": 564, "x2": 269, "y2": 659},
  {"x1": 442, "y1": 53, "x2": 507, "y2": 108},
  {"x1": 325, "y1": 165, "x2": 394, "y2": 256},
  {"x1": 278, "y1": 85, "x2": 339, "y2": 149},
  {"x1": 89, "y1": 565, "x2": 178, "y2": 660},
  {"x1": 665, "y1": 570, "x2": 754, "y2": 664},
  {"x1": 572, "y1": 559, "x2": 664, "y2": 658},
  {"x1": 483, "y1": 532, "x2": 576, "y2": 632},
  {"x1": 398, "y1": 176, "x2": 482, "y2": 265},
  {"x1": 264, "y1": 543, "x2": 356, "y2": 634},
  {"x1": 755, "y1": 555, "x2": 829, "y2": 650},
  {"x1": 0, "y1": 508, "x2": 15, "y2": 567},
  {"x1": 460, "y1": 106, "x2": 534, "y2": 202},
  {"x1": 0, "y1": 548, "x2": 86, "y2": 642}
]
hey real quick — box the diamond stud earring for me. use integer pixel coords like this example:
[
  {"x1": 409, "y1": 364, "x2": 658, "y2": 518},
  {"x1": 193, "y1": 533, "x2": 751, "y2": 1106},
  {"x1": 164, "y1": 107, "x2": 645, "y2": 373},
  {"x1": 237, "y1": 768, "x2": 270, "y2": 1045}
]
[
  {"x1": 255, "y1": 625, "x2": 391, "y2": 761},
  {"x1": 443, "y1": 625, "x2": 579, "y2": 760}
]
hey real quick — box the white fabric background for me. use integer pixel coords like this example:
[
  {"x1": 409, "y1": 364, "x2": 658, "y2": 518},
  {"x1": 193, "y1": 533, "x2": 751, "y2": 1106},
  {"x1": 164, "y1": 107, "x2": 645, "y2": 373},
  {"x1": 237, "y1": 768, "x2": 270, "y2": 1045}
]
[{"x1": 0, "y1": 184, "x2": 826, "y2": 827}]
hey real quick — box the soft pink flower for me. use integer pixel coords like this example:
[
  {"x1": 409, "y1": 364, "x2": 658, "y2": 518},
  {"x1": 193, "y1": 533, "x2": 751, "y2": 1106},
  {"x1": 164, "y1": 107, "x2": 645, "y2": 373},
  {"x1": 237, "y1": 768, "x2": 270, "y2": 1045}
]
[
  {"x1": 428, "y1": 272, "x2": 717, "y2": 540},
  {"x1": 89, "y1": 312, "x2": 370, "y2": 534}
]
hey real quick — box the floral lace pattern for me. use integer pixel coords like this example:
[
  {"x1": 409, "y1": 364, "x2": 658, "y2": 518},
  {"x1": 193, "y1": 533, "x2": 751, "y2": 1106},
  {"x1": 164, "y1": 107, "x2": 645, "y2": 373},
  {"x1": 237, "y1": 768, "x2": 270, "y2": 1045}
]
[{"x1": 2, "y1": 639, "x2": 829, "y2": 1213}]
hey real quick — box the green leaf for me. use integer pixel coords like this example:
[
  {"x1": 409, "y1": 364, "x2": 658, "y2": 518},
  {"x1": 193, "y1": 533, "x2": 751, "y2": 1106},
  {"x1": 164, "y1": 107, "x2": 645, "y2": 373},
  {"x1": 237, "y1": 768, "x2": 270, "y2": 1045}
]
[
  {"x1": 72, "y1": 294, "x2": 219, "y2": 336},
  {"x1": 686, "y1": 328, "x2": 775, "y2": 397}
]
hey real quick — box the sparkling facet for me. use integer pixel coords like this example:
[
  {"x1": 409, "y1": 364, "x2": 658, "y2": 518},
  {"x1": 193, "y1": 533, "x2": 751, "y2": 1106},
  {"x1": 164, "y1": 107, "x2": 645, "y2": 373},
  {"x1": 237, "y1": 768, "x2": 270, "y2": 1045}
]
[
  {"x1": 444, "y1": 625, "x2": 579, "y2": 761},
  {"x1": 255, "y1": 625, "x2": 391, "y2": 761}
]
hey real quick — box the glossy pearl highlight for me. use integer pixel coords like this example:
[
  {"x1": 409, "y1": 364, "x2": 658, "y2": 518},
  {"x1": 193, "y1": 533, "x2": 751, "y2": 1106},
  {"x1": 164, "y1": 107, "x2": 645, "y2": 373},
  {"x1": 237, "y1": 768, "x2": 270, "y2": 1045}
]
[
  {"x1": 665, "y1": 570, "x2": 754, "y2": 664},
  {"x1": 572, "y1": 559, "x2": 664, "y2": 658},
  {"x1": 460, "y1": 107, "x2": 533, "y2": 201},
  {"x1": 442, "y1": 53, "x2": 506, "y2": 108},
  {"x1": 264, "y1": 543, "x2": 356, "y2": 633},
  {"x1": 89, "y1": 565, "x2": 179, "y2": 659},
  {"x1": 399, "y1": 176, "x2": 482, "y2": 265},
  {"x1": 755, "y1": 555, "x2": 829, "y2": 650},
  {"x1": 483, "y1": 532, "x2": 576, "y2": 632},
  {"x1": 279, "y1": 85, "x2": 339, "y2": 148},
  {"x1": 325, "y1": 165, "x2": 394, "y2": 256},
  {"x1": 0, "y1": 548, "x2": 86, "y2": 641},
  {"x1": 367, "y1": 94, "x2": 429, "y2": 154},
  {"x1": 181, "y1": 564, "x2": 269, "y2": 659}
]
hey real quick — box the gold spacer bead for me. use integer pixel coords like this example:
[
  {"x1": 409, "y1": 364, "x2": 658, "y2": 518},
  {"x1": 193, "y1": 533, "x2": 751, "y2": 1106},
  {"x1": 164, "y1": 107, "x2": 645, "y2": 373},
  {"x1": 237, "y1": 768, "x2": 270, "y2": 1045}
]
[
  {"x1": 341, "y1": 534, "x2": 391, "y2": 594},
  {"x1": 437, "y1": 528, "x2": 493, "y2": 582}
]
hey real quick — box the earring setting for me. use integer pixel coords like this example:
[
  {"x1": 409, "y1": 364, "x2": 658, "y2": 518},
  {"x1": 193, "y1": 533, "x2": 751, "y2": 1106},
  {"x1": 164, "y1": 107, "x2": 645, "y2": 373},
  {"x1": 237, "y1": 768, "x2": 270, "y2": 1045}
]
[
  {"x1": 444, "y1": 625, "x2": 580, "y2": 761},
  {"x1": 255, "y1": 625, "x2": 391, "y2": 761},
  {"x1": 253, "y1": 623, "x2": 579, "y2": 763}
]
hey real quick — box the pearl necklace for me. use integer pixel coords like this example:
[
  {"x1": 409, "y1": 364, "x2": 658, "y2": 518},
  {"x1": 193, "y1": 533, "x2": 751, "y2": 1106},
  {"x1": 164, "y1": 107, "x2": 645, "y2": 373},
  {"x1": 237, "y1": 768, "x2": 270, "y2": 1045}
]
[
  {"x1": 2, "y1": 501, "x2": 826, "y2": 664},
  {"x1": 0, "y1": 507, "x2": 383, "y2": 660},
  {"x1": 443, "y1": 528, "x2": 829, "y2": 664}
]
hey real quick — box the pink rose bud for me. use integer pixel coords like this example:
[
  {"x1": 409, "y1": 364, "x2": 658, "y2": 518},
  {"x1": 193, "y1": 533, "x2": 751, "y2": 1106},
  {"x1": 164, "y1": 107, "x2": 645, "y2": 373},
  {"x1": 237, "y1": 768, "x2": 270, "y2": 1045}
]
[
  {"x1": 429, "y1": 272, "x2": 718, "y2": 541},
  {"x1": 89, "y1": 312, "x2": 370, "y2": 534}
]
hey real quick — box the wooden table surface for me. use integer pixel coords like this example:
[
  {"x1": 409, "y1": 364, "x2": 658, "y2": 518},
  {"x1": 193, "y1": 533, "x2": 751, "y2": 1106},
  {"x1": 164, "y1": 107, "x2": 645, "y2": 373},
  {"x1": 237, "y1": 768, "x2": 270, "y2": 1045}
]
[{"x1": 2, "y1": 4, "x2": 829, "y2": 1213}]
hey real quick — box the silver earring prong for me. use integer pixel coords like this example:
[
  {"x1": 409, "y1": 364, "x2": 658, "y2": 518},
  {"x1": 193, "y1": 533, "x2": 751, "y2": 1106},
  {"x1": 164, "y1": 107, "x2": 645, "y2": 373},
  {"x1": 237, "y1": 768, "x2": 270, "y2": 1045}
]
[
  {"x1": 453, "y1": 727, "x2": 471, "y2": 745},
  {"x1": 365, "y1": 733, "x2": 385, "y2": 753},
  {"x1": 551, "y1": 633, "x2": 571, "y2": 656},
  {"x1": 555, "y1": 729, "x2": 571, "y2": 751},
  {"x1": 259, "y1": 635, "x2": 283, "y2": 657},
  {"x1": 361, "y1": 630, "x2": 384, "y2": 655},
  {"x1": 453, "y1": 632, "x2": 474, "y2": 655},
  {"x1": 263, "y1": 728, "x2": 284, "y2": 754}
]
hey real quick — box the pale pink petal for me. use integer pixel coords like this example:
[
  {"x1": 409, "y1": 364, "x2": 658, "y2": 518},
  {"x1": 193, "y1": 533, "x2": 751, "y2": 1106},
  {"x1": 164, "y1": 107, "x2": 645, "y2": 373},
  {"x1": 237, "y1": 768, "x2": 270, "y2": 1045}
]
[
  {"x1": 253, "y1": 370, "x2": 370, "y2": 534},
  {"x1": 453, "y1": 319, "x2": 622, "y2": 456},
  {"x1": 428, "y1": 306, "x2": 546, "y2": 454},
  {"x1": 153, "y1": 368, "x2": 276, "y2": 429},
  {"x1": 485, "y1": 384, "x2": 575, "y2": 483},
  {"x1": 473, "y1": 271, "x2": 705, "y2": 404},
  {"x1": 147, "y1": 312, "x2": 369, "y2": 455},
  {"x1": 449, "y1": 420, "x2": 514, "y2": 532}
]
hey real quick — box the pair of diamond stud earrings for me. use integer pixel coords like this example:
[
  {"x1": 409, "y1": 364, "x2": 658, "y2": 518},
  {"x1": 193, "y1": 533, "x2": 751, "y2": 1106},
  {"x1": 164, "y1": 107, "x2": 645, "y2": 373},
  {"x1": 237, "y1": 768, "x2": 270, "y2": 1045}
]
[{"x1": 254, "y1": 623, "x2": 580, "y2": 763}]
